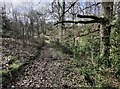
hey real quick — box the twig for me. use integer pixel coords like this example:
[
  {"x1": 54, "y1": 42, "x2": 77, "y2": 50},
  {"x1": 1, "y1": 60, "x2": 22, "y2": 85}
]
[{"x1": 82, "y1": 2, "x2": 100, "y2": 11}]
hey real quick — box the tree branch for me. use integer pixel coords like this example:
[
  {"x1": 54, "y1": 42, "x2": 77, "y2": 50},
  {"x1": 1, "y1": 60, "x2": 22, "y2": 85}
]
[
  {"x1": 60, "y1": 0, "x2": 78, "y2": 18},
  {"x1": 77, "y1": 14, "x2": 102, "y2": 20},
  {"x1": 54, "y1": 19, "x2": 101, "y2": 26},
  {"x1": 54, "y1": 14, "x2": 106, "y2": 26}
]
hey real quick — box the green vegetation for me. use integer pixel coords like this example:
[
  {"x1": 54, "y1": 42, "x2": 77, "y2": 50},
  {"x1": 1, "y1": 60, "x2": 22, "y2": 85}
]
[{"x1": 1, "y1": 1, "x2": 120, "y2": 88}]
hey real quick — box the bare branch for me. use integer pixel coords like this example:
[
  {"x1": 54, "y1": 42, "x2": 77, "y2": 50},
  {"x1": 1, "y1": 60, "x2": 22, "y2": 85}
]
[
  {"x1": 54, "y1": 13, "x2": 107, "y2": 26},
  {"x1": 77, "y1": 14, "x2": 103, "y2": 20},
  {"x1": 54, "y1": 20, "x2": 100, "y2": 26},
  {"x1": 36, "y1": 2, "x2": 41, "y2": 5},
  {"x1": 60, "y1": 0, "x2": 79, "y2": 18}
]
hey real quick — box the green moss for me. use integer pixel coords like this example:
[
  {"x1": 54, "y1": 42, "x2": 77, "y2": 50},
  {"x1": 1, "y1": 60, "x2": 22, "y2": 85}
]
[
  {"x1": 9, "y1": 63, "x2": 19, "y2": 70},
  {"x1": 8, "y1": 60, "x2": 21, "y2": 71},
  {"x1": 0, "y1": 70, "x2": 9, "y2": 75}
]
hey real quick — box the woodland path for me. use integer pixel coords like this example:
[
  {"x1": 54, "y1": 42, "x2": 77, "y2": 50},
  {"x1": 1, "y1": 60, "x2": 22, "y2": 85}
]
[
  {"x1": 6, "y1": 43, "x2": 81, "y2": 88},
  {"x1": 10, "y1": 44, "x2": 64, "y2": 88},
  {"x1": 3, "y1": 42, "x2": 120, "y2": 89}
]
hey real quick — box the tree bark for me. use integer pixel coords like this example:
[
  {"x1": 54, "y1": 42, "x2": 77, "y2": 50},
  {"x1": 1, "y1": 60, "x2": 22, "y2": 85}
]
[
  {"x1": 61, "y1": 0, "x2": 65, "y2": 42},
  {"x1": 100, "y1": 2, "x2": 113, "y2": 67}
]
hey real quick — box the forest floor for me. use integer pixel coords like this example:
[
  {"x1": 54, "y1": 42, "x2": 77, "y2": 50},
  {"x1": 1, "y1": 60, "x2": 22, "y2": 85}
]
[
  {"x1": 2, "y1": 39, "x2": 85, "y2": 88},
  {"x1": 1, "y1": 38, "x2": 120, "y2": 88},
  {"x1": 8, "y1": 44, "x2": 86, "y2": 88}
]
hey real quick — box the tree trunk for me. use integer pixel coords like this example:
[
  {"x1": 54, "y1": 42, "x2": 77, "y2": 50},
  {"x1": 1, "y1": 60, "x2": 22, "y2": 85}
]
[
  {"x1": 100, "y1": 2, "x2": 113, "y2": 67},
  {"x1": 117, "y1": 1, "x2": 120, "y2": 20},
  {"x1": 61, "y1": 0, "x2": 65, "y2": 42}
]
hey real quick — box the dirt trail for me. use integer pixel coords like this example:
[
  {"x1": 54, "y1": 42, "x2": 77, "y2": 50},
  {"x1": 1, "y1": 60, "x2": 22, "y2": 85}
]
[
  {"x1": 3, "y1": 43, "x2": 85, "y2": 89},
  {"x1": 10, "y1": 44, "x2": 65, "y2": 88}
]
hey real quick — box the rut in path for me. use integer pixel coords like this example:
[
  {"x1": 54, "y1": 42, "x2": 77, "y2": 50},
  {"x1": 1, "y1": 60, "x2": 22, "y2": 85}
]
[{"x1": 11, "y1": 44, "x2": 65, "y2": 87}]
